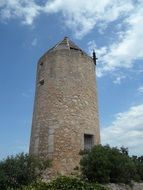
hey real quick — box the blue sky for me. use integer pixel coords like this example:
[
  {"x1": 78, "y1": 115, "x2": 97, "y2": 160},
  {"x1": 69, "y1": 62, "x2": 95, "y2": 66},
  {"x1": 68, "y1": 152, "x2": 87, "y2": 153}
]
[{"x1": 0, "y1": 0, "x2": 143, "y2": 159}]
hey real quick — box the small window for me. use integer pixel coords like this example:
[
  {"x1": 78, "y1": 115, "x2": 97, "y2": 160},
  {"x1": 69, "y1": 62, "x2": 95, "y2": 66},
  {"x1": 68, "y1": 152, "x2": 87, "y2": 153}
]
[
  {"x1": 84, "y1": 134, "x2": 94, "y2": 150},
  {"x1": 40, "y1": 62, "x2": 43, "y2": 66},
  {"x1": 39, "y1": 79, "x2": 44, "y2": 85}
]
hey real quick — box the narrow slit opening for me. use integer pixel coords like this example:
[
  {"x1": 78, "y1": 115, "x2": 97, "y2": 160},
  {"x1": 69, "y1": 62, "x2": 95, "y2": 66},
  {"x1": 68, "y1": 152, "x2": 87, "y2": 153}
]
[{"x1": 39, "y1": 79, "x2": 44, "y2": 85}]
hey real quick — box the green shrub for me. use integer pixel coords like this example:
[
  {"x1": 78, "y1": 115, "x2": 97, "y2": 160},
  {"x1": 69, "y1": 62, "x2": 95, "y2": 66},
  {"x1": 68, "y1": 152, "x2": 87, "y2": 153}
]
[
  {"x1": 136, "y1": 156, "x2": 143, "y2": 180},
  {"x1": 80, "y1": 145, "x2": 137, "y2": 184},
  {"x1": 131, "y1": 156, "x2": 143, "y2": 181},
  {"x1": 18, "y1": 176, "x2": 108, "y2": 190},
  {"x1": 0, "y1": 153, "x2": 50, "y2": 190}
]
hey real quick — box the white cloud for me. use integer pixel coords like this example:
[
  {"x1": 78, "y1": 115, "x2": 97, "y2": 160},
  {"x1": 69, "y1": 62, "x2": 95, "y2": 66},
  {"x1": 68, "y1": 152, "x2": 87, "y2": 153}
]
[
  {"x1": 0, "y1": 0, "x2": 41, "y2": 25},
  {"x1": 0, "y1": 0, "x2": 134, "y2": 37},
  {"x1": 44, "y1": 0, "x2": 134, "y2": 38},
  {"x1": 101, "y1": 104, "x2": 143, "y2": 156},
  {"x1": 137, "y1": 86, "x2": 143, "y2": 94},
  {"x1": 113, "y1": 75, "x2": 126, "y2": 85},
  {"x1": 1, "y1": 1, "x2": 143, "y2": 78},
  {"x1": 88, "y1": 3, "x2": 143, "y2": 77}
]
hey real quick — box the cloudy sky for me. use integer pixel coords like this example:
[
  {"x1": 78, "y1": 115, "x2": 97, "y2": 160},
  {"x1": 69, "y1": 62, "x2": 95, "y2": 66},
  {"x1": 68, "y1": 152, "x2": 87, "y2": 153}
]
[{"x1": 0, "y1": 0, "x2": 143, "y2": 159}]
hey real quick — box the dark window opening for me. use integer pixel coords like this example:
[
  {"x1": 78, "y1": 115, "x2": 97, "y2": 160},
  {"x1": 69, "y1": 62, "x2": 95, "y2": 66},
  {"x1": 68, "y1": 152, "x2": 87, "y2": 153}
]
[
  {"x1": 70, "y1": 47, "x2": 79, "y2": 51},
  {"x1": 40, "y1": 62, "x2": 43, "y2": 66},
  {"x1": 84, "y1": 134, "x2": 94, "y2": 150},
  {"x1": 39, "y1": 79, "x2": 44, "y2": 85}
]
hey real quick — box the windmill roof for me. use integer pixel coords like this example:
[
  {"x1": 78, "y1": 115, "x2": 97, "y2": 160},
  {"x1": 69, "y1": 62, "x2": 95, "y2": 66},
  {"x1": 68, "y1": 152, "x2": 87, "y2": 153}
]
[
  {"x1": 39, "y1": 37, "x2": 92, "y2": 61},
  {"x1": 48, "y1": 37, "x2": 88, "y2": 55}
]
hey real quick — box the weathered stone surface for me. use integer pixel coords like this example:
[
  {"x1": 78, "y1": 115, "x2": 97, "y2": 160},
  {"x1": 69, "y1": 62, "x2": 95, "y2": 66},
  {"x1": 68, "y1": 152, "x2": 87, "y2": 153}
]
[
  {"x1": 29, "y1": 37, "x2": 100, "y2": 176},
  {"x1": 105, "y1": 183, "x2": 143, "y2": 190}
]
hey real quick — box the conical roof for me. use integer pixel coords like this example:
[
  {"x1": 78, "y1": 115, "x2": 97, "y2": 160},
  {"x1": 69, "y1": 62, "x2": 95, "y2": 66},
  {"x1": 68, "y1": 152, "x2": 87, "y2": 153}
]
[
  {"x1": 39, "y1": 37, "x2": 91, "y2": 61},
  {"x1": 48, "y1": 37, "x2": 82, "y2": 52}
]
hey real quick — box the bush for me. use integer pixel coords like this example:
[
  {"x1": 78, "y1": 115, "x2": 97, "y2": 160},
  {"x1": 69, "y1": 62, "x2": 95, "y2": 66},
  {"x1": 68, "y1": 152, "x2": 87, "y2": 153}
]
[
  {"x1": 80, "y1": 145, "x2": 137, "y2": 184},
  {"x1": 0, "y1": 153, "x2": 50, "y2": 190},
  {"x1": 19, "y1": 176, "x2": 108, "y2": 190},
  {"x1": 136, "y1": 156, "x2": 143, "y2": 180},
  {"x1": 131, "y1": 156, "x2": 143, "y2": 181}
]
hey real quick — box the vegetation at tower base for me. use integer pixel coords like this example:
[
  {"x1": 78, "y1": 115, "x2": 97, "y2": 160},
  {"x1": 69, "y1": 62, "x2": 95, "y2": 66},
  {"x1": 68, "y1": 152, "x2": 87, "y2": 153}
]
[
  {"x1": 14, "y1": 176, "x2": 107, "y2": 190},
  {"x1": 132, "y1": 155, "x2": 143, "y2": 181},
  {"x1": 0, "y1": 153, "x2": 51, "y2": 190},
  {"x1": 80, "y1": 145, "x2": 143, "y2": 184},
  {"x1": 0, "y1": 153, "x2": 107, "y2": 190},
  {"x1": 1, "y1": 147, "x2": 143, "y2": 190}
]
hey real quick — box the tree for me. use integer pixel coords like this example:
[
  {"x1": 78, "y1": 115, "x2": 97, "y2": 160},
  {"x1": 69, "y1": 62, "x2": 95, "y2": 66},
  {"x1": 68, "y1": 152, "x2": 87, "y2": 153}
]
[
  {"x1": 131, "y1": 155, "x2": 143, "y2": 181},
  {"x1": 80, "y1": 145, "x2": 137, "y2": 184},
  {"x1": 0, "y1": 153, "x2": 50, "y2": 190}
]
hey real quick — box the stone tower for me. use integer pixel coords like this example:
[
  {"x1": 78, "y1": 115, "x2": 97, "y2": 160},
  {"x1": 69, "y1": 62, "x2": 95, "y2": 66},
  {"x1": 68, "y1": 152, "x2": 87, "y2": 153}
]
[{"x1": 29, "y1": 37, "x2": 100, "y2": 176}]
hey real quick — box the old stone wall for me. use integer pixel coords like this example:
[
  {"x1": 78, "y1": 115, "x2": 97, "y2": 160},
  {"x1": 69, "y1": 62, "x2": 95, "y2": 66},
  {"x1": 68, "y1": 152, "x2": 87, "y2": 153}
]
[{"x1": 29, "y1": 47, "x2": 100, "y2": 176}]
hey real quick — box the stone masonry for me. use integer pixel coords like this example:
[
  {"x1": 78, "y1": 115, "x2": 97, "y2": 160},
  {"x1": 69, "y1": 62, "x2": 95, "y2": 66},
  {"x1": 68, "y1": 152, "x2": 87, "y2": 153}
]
[{"x1": 29, "y1": 37, "x2": 100, "y2": 176}]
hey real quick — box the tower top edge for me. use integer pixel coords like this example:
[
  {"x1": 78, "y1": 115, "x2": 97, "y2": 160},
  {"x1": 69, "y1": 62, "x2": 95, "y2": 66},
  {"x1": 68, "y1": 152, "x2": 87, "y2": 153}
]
[
  {"x1": 48, "y1": 36, "x2": 82, "y2": 52},
  {"x1": 38, "y1": 37, "x2": 93, "y2": 62}
]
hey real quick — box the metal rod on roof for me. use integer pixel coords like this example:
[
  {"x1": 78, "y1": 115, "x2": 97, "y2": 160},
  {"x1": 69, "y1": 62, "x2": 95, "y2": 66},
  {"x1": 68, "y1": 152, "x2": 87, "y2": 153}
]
[{"x1": 93, "y1": 50, "x2": 98, "y2": 65}]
